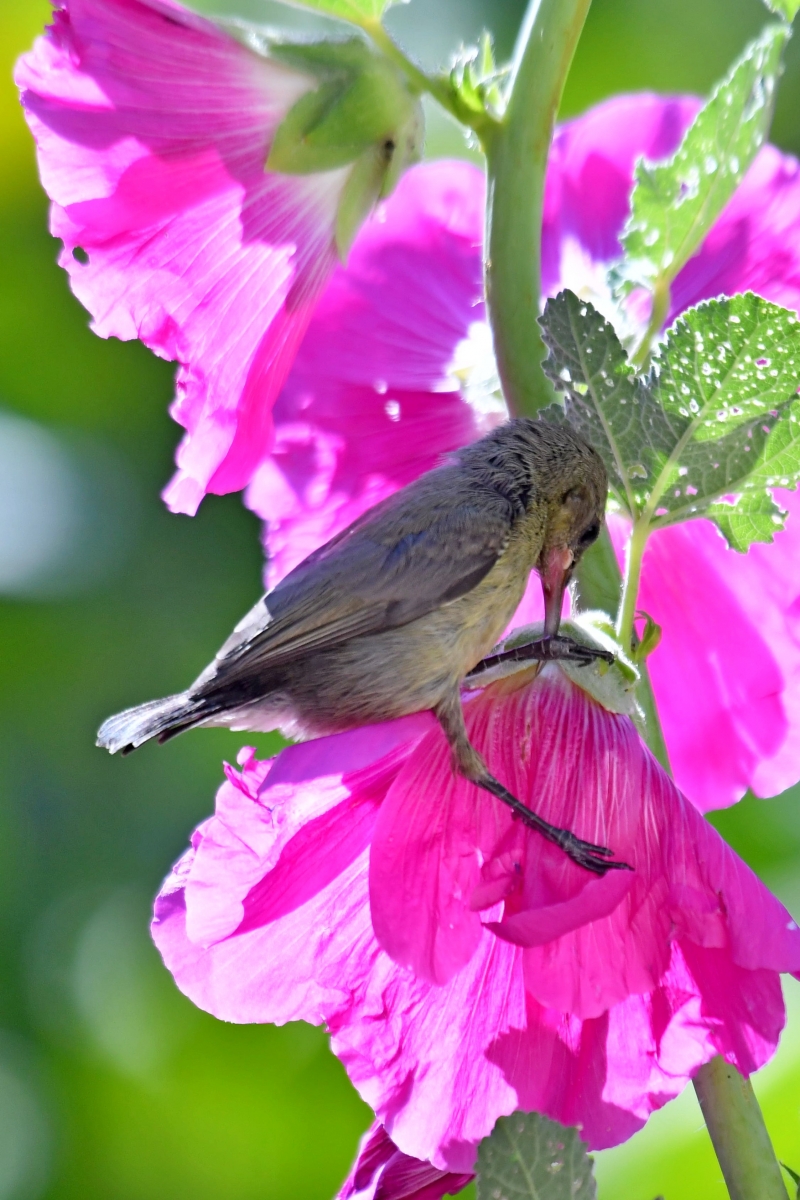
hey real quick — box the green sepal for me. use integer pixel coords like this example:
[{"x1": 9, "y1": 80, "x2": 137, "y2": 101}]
[
  {"x1": 466, "y1": 617, "x2": 640, "y2": 719},
  {"x1": 612, "y1": 22, "x2": 788, "y2": 300},
  {"x1": 267, "y1": 39, "x2": 421, "y2": 176},
  {"x1": 334, "y1": 142, "x2": 387, "y2": 257},
  {"x1": 631, "y1": 611, "x2": 662, "y2": 663},
  {"x1": 441, "y1": 31, "x2": 508, "y2": 129}
]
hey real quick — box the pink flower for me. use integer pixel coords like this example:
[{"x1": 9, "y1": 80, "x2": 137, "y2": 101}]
[
  {"x1": 338, "y1": 1122, "x2": 473, "y2": 1200},
  {"x1": 152, "y1": 667, "x2": 800, "y2": 1169},
  {"x1": 248, "y1": 93, "x2": 800, "y2": 810},
  {"x1": 15, "y1": 0, "x2": 397, "y2": 516}
]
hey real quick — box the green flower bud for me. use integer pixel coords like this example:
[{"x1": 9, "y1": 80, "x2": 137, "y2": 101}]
[{"x1": 266, "y1": 37, "x2": 423, "y2": 259}]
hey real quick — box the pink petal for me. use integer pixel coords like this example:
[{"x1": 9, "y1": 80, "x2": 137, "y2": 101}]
[
  {"x1": 246, "y1": 161, "x2": 487, "y2": 584},
  {"x1": 152, "y1": 715, "x2": 431, "y2": 1024},
  {"x1": 610, "y1": 498, "x2": 800, "y2": 809},
  {"x1": 338, "y1": 1122, "x2": 473, "y2": 1200},
  {"x1": 153, "y1": 671, "x2": 800, "y2": 1167},
  {"x1": 671, "y1": 143, "x2": 800, "y2": 318},
  {"x1": 543, "y1": 93, "x2": 700, "y2": 290},
  {"x1": 16, "y1": 0, "x2": 346, "y2": 515}
]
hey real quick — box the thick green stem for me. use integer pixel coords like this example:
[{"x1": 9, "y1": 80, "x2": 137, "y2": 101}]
[
  {"x1": 484, "y1": 0, "x2": 592, "y2": 417},
  {"x1": 694, "y1": 1059, "x2": 789, "y2": 1200}
]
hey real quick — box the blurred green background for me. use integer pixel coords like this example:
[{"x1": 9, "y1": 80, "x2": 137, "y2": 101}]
[{"x1": 2, "y1": 0, "x2": 800, "y2": 1196}]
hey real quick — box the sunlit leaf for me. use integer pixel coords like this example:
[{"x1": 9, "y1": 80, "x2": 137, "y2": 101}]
[
  {"x1": 615, "y1": 23, "x2": 787, "y2": 298},
  {"x1": 763, "y1": 0, "x2": 800, "y2": 19},
  {"x1": 277, "y1": 0, "x2": 397, "y2": 26},
  {"x1": 539, "y1": 291, "x2": 680, "y2": 516},
  {"x1": 476, "y1": 1112, "x2": 596, "y2": 1200},
  {"x1": 541, "y1": 290, "x2": 800, "y2": 549}
]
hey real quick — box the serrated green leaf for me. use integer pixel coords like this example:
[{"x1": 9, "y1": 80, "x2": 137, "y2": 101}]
[
  {"x1": 657, "y1": 291, "x2": 800, "y2": 440},
  {"x1": 649, "y1": 293, "x2": 800, "y2": 537},
  {"x1": 476, "y1": 1112, "x2": 596, "y2": 1200},
  {"x1": 764, "y1": 0, "x2": 800, "y2": 19},
  {"x1": 540, "y1": 290, "x2": 683, "y2": 515},
  {"x1": 541, "y1": 290, "x2": 800, "y2": 550},
  {"x1": 276, "y1": 0, "x2": 395, "y2": 27},
  {"x1": 615, "y1": 23, "x2": 787, "y2": 299},
  {"x1": 705, "y1": 489, "x2": 785, "y2": 550}
]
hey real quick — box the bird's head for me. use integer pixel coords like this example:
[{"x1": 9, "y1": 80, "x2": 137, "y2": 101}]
[
  {"x1": 531, "y1": 421, "x2": 608, "y2": 635},
  {"x1": 457, "y1": 416, "x2": 608, "y2": 636}
]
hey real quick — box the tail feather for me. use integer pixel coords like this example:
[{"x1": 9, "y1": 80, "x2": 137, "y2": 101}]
[{"x1": 97, "y1": 693, "x2": 204, "y2": 754}]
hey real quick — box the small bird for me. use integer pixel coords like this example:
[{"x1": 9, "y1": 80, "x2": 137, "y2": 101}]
[{"x1": 98, "y1": 417, "x2": 627, "y2": 874}]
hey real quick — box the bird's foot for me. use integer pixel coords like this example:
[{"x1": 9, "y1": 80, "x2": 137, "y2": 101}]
[
  {"x1": 477, "y1": 773, "x2": 632, "y2": 876},
  {"x1": 469, "y1": 634, "x2": 614, "y2": 679}
]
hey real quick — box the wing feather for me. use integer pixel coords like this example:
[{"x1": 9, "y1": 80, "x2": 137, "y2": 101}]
[{"x1": 192, "y1": 467, "x2": 516, "y2": 696}]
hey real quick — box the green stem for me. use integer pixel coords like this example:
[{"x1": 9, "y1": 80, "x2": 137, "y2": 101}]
[
  {"x1": 615, "y1": 517, "x2": 649, "y2": 651},
  {"x1": 363, "y1": 20, "x2": 486, "y2": 132},
  {"x1": 575, "y1": 526, "x2": 670, "y2": 770},
  {"x1": 693, "y1": 1059, "x2": 789, "y2": 1200},
  {"x1": 484, "y1": 0, "x2": 592, "y2": 418},
  {"x1": 631, "y1": 274, "x2": 670, "y2": 368}
]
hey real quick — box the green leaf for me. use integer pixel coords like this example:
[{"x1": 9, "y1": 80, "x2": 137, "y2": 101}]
[
  {"x1": 614, "y1": 23, "x2": 788, "y2": 299},
  {"x1": 539, "y1": 290, "x2": 682, "y2": 516},
  {"x1": 276, "y1": 0, "x2": 395, "y2": 27},
  {"x1": 780, "y1": 1162, "x2": 800, "y2": 1198},
  {"x1": 476, "y1": 1111, "x2": 596, "y2": 1200},
  {"x1": 540, "y1": 290, "x2": 800, "y2": 549},
  {"x1": 651, "y1": 292, "x2": 800, "y2": 539},
  {"x1": 763, "y1": 0, "x2": 800, "y2": 19}
]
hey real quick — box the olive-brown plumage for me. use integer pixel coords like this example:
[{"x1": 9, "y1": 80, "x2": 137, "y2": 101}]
[{"x1": 99, "y1": 417, "x2": 626, "y2": 873}]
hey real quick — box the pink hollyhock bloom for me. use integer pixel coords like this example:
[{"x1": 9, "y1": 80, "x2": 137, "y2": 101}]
[
  {"x1": 248, "y1": 93, "x2": 800, "y2": 810},
  {"x1": 337, "y1": 1122, "x2": 473, "y2": 1200},
  {"x1": 16, "y1": 0, "x2": 378, "y2": 516},
  {"x1": 152, "y1": 666, "x2": 800, "y2": 1169}
]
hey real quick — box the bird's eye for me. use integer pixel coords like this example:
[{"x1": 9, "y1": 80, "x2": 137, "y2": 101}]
[{"x1": 579, "y1": 521, "x2": 601, "y2": 547}]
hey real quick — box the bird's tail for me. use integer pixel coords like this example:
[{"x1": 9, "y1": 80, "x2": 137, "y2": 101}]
[{"x1": 97, "y1": 692, "x2": 213, "y2": 755}]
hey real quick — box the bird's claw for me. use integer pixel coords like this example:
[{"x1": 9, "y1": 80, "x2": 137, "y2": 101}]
[
  {"x1": 510, "y1": 807, "x2": 632, "y2": 875},
  {"x1": 469, "y1": 634, "x2": 615, "y2": 680}
]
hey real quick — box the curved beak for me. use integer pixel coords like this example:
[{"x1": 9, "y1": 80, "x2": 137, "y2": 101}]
[{"x1": 540, "y1": 546, "x2": 574, "y2": 637}]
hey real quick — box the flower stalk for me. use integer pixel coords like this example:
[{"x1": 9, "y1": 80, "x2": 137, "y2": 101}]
[
  {"x1": 693, "y1": 1058, "x2": 789, "y2": 1200},
  {"x1": 484, "y1": 0, "x2": 592, "y2": 418}
]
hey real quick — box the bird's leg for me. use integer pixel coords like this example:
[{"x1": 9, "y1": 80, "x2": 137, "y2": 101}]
[
  {"x1": 467, "y1": 634, "x2": 614, "y2": 681},
  {"x1": 434, "y1": 692, "x2": 631, "y2": 876}
]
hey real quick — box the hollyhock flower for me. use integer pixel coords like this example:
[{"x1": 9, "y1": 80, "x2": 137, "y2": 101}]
[
  {"x1": 16, "y1": 0, "x2": 420, "y2": 516},
  {"x1": 247, "y1": 92, "x2": 800, "y2": 811},
  {"x1": 152, "y1": 660, "x2": 800, "y2": 1170},
  {"x1": 337, "y1": 1122, "x2": 473, "y2": 1200}
]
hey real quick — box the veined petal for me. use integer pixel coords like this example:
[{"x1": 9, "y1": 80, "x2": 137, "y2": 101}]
[
  {"x1": 337, "y1": 1122, "x2": 473, "y2": 1200},
  {"x1": 609, "y1": 498, "x2": 800, "y2": 809},
  {"x1": 16, "y1": 0, "x2": 348, "y2": 514},
  {"x1": 155, "y1": 668, "x2": 800, "y2": 1167},
  {"x1": 246, "y1": 161, "x2": 488, "y2": 584}
]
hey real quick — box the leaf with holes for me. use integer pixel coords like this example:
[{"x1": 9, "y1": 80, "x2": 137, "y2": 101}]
[
  {"x1": 278, "y1": 0, "x2": 395, "y2": 25},
  {"x1": 476, "y1": 1112, "x2": 596, "y2": 1200},
  {"x1": 647, "y1": 292, "x2": 800, "y2": 542},
  {"x1": 540, "y1": 290, "x2": 800, "y2": 549},
  {"x1": 613, "y1": 23, "x2": 787, "y2": 299},
  {"x1": 540, "y1": 290, "x2": 683, "y2": 516}
]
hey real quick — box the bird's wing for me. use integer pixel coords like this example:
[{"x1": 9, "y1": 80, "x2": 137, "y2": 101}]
[{"x1": 192, "y1": 471, "x2": 516, "y2": 694}]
